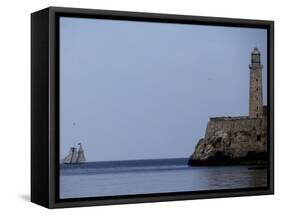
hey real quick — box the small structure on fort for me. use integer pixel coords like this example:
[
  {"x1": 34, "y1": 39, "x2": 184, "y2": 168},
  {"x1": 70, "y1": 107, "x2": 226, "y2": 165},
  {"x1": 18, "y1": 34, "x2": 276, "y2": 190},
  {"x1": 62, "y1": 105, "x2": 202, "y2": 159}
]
[{"x1": 188, "y1": 48, "x2": 267, "y2": 166}]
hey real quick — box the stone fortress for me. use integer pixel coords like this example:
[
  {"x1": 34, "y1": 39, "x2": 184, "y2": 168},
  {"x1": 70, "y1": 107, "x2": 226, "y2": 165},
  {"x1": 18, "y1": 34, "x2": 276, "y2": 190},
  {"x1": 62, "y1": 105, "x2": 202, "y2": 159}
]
[{"x1": 188, "y1": 48, "x2": 267, "y2": 165}]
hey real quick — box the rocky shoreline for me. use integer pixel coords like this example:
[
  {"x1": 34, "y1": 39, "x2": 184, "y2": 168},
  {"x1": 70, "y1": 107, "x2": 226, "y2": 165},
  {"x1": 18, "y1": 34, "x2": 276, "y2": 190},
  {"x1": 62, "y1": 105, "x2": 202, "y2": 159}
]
[
  {"x1": 188, "y1": 128, "x2": 267, "y2": 166},
  {"x1": 188, "y1": 151, "x2": 267, "y2": 166}
]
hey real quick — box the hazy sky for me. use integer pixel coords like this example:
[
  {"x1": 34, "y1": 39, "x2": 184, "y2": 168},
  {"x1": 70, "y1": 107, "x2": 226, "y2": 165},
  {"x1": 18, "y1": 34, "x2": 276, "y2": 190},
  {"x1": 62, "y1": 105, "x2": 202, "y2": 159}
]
[{"x1": 59, "y1": 17, "x2": 267, "y2": 161}]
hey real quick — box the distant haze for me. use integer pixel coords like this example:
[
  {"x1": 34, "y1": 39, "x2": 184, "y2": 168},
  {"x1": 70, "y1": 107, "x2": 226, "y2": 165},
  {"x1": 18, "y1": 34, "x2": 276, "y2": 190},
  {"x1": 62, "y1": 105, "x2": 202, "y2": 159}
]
[{"x1": 60, "y1": 17, "x2": 267, "y2": 161}]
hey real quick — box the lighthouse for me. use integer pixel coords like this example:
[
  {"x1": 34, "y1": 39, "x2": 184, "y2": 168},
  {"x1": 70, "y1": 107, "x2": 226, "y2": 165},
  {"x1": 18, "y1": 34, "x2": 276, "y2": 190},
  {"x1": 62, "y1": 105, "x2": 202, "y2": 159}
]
[{"x1": 249, "y1": 48, "x2": 263, "y2": 118}]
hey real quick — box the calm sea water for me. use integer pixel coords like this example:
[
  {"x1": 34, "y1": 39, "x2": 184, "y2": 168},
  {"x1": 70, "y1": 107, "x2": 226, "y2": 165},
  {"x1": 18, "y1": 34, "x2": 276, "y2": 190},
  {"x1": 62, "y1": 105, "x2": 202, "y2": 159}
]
[{"x1": 60, "y1": 158, "x2": 267, "y2": 199}]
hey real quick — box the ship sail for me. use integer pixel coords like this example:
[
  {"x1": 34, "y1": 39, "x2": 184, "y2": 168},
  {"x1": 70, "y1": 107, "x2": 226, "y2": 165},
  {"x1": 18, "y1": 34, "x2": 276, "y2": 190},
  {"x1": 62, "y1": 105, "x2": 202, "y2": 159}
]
[
  {"x1": 70, "y1": 148, "x2": 78, "y2": 163},
  {"x1": 63, "y1": 147, "x2": 78, "y2": 164},
  {"x1": 76, "y1": 143, "x2": 86, "y2": 163},
  {"x1": 63, "y1": 151, "x2": 73, "y2": 164}
]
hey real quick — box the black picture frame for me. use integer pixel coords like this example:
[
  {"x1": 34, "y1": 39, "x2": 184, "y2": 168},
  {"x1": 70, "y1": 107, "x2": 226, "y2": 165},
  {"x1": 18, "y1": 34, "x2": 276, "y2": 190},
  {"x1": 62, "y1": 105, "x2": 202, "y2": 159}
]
[{"x1": 31, "y1": 6, "x2": 274, "y2": 208}]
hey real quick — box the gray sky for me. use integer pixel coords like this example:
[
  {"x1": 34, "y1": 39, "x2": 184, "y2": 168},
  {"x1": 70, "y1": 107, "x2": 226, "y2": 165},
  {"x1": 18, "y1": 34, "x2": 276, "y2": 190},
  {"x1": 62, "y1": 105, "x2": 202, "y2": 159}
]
[{"x1": 60, "y1": 17, "x2": 267, "y2": 161}]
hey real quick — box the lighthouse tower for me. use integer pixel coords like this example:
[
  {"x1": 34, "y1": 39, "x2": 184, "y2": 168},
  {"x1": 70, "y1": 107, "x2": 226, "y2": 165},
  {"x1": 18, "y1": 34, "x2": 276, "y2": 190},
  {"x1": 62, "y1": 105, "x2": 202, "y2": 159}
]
[{"x1": 249, "y1": 48, "x2": 263, "y2": 118}]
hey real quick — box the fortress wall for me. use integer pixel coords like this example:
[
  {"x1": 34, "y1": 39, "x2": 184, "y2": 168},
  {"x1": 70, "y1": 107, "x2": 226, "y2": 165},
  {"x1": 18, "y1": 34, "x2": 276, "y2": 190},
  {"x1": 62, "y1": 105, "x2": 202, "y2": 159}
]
[
  {"x1": 205, "y1": 117, "x2": 266, "y2": 138},
  {"x1": 204, "y1": 117, "x2": 267, "y2": 154}
]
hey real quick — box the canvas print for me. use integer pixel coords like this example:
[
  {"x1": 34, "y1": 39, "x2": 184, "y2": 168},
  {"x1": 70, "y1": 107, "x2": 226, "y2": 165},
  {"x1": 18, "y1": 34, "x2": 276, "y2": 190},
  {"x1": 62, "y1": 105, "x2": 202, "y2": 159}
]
[{"x1": 59, "y1": 17, "x2": 268, "y2": 199}]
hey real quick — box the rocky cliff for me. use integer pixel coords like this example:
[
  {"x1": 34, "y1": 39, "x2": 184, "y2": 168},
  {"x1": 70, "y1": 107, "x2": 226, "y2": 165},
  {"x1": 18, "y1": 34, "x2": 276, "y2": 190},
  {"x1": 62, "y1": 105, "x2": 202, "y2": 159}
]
[{"x1": 188, "y1": 117, "x2": 267, "y2": 166}]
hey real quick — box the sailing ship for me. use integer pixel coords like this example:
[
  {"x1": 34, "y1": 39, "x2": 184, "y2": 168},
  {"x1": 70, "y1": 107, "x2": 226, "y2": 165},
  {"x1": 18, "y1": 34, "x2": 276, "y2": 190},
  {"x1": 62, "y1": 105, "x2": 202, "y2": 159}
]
[{"x1": 63, "y1": 143, "x2": 86, "y2": 164}]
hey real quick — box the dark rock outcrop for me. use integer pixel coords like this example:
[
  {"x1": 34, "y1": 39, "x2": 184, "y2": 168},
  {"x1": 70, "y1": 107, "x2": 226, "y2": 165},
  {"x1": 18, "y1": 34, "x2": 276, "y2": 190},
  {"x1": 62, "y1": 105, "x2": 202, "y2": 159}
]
[{"x1": 188, "y1": 129, "x2": 267, "y2": 166}]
